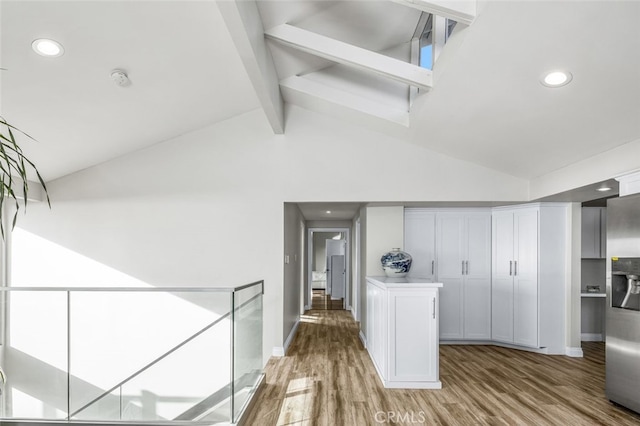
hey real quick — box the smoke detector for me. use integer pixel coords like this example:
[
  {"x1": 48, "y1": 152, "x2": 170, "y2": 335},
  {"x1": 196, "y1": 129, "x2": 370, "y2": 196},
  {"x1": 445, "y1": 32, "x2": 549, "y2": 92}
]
[{"x1": 110, "y1": 69, "x2": 131, "y2": 87}]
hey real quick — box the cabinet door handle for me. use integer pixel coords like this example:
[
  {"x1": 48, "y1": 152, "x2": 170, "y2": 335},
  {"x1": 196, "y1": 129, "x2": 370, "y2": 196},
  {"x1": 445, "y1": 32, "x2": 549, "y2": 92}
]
[
  {"x1": 432, "y1": 298, "x2": 436, "y2": 319},
  {"x1": 431, "y1": 260, "x2": 435, "y2": 275},
  {"x1": 465, "y1": 260, "x2": 469, "y2": 275},
  {"x1": 514, "y1": 260, "x2": 518, "y2": 276},
  {"x1": 509, "y1": 261, "x2": 513, "y2": 276},
  {"x1": 462, "y1": 261, "x2": 465, "y2": 275}
]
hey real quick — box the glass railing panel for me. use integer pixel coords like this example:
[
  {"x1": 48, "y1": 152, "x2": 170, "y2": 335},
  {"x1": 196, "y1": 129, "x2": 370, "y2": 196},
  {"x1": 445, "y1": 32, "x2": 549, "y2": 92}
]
[
  {"x1": 69, "y1": 290, "x2": 232, "y2": 422},
  {"x1": 120, "y1": 316, "x2": 231, "y2": 422},
  {"x1": 1, "y1": 290, "x2": 68, "y2": 420},
  {"x1": 232, "y1": 282, "x2": 263, "y2": 422},
  {"x1": 0, "y1": 283, "x2": 264, "y2": 425}
]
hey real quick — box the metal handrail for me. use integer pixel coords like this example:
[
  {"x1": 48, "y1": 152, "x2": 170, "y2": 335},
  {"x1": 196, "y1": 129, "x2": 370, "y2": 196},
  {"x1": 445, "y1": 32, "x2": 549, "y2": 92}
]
[
  {"x1": 0, "y1": 280, "x2": 264, "y2": 293},
  {"x1": 68, "y1": 284, "x2": 263, "y2": 419}
]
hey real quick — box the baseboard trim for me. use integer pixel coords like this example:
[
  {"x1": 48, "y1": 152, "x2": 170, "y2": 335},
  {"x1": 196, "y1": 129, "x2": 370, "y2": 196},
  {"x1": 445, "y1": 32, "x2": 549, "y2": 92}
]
[
  {"x1": 359, "y1": 330, "x2": 367, "y2": 348},
  {"x1": 440, "y1": 340, "x2": 566, "y2": 355},
  {"x1": 272, "y1": 346, "x2": 285, "y2": 357},
  {"x1": 566, "y1": 346, "x2": 584, "y2": 357},
  {"x1": 283, "y1": 319, "x2": 300, "y2": 355},
  {"x1": 581, "y1": 333, "x2": 604, "y2": 342}
]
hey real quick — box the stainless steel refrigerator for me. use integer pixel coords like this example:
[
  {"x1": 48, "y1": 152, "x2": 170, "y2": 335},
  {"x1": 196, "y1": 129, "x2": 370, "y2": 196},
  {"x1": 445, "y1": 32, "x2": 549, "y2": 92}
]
[{"x1": 606, "y1": 193, "x2": 640, "y2": 413}]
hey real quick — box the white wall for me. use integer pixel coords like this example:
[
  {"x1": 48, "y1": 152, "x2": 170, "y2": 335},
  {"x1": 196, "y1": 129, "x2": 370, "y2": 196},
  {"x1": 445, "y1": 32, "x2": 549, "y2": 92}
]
[
  {"x1": 13, "y1": 105, "x2": 529, "y2": 364},
  {"x1": 529, "y1": 136, "x2": 640, "y2": 200},
  {"x1": 361, "y1": 206, "x2": 405, "y2": 339},
  {"x1": 365, "y1": 206, "x2": 405, "y2": 277}
]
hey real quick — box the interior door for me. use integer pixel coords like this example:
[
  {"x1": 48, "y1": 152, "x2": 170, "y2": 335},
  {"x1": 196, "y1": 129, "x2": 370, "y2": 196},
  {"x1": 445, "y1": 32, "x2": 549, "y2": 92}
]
[
  {"x1": 326, "y1": 239, "x2": 345, "y2": 296},
  {"x1": 330, "y1": 255, "x2": 345, "y2": 299}
]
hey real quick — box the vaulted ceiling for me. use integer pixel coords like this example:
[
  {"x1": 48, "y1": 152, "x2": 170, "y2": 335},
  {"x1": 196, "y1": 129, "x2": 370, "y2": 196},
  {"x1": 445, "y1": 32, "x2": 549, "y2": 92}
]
[{"x1": 1, "y1": 1, "x2": 639, "y2": 185}]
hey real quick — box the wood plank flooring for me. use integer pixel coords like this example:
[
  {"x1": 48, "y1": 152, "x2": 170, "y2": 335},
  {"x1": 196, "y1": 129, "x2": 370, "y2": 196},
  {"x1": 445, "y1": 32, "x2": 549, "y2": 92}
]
[
  {"x1": 311, "y1": 289, "x2": 344, "y2": 310},
  {"x1": 243, "y1": 310, "x2": 640, "y2": 425}
]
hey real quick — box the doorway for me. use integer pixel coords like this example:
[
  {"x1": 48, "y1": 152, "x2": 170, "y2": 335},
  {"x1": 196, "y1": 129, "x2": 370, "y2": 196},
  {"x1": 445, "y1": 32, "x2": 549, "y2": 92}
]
[{"x1": 307, "y1": 228, "x2": 350, "y2": 311}]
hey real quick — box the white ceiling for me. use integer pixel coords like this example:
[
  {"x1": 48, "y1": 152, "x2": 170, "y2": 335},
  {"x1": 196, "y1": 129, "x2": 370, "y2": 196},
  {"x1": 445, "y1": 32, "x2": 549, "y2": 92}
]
[
  {"x1": 410, "y1": 0, "x2": 640, "y2": 179},
  {"x1": 297, "y1": 202, "x2": 363, "y2": 221},
  {"x1": 1, "y1": 0, "x2": 260, "y2": 180},
  {"x1": 1, "y1": 0, "x2": 639, "y2": 194}
]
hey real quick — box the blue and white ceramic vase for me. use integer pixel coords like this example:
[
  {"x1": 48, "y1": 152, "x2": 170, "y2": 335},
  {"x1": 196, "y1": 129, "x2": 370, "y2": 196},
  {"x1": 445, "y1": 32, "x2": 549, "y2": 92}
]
[{"x1": 380, "y1": 248, "x2": 412, "y2": 278}]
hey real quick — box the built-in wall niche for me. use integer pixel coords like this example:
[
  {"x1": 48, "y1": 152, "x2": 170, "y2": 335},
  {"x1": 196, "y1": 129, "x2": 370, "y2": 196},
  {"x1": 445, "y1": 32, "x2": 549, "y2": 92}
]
[
  {"x1": 581, "y1": 259, "x2": 606, "y2": 293},
  {"x1": 580, "y1": 199, "x2": 610, "y2": 342},
  {"x1": 580, "y1": 259, "x2": 606, "y2": 342}
]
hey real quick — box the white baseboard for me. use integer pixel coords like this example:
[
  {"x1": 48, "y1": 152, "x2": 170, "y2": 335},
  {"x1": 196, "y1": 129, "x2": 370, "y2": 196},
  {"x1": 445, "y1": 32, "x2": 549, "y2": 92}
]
[
  {"x1": 304, "y1": 304, "x2": 310, "y2": 311},
  {"x1": 272, "y1": 320, "x2": 301, "y2": 357},
  {"x1": 359, "y1": 330, "x2": 367, "y2": 348},
  {"x1": 581, "y1": 333, "x2": 604, "y2": 342},
  {"x1": 440, "y1": 340, "x2": 567, "y2": 356},
  {"x1": 566, "y1": 346, "x2": 584, "y2": 357},
  {"x1": 283, "y1": 319, "x2": 300, "y2": 354}
]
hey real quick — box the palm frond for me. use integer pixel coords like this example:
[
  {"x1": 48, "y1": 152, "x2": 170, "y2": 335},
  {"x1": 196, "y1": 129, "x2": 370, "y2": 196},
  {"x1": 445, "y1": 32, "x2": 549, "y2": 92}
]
[{"x1": 0, "y1": 118, "x2": 51, "y2": 237}]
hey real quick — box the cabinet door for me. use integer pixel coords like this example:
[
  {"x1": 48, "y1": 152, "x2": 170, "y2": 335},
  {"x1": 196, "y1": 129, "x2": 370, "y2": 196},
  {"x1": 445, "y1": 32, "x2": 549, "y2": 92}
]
[
  {"x1": 388, "y1": 289, "x2": 437, "y2": 382},
  {"x1": 513, "y1": 209, "x2": 539, "y2": 347},
  {"x1": 600, "y1": 208, "x2": 607, "y2": 259},
  {"x1": 581, "y1": 208, "x2": 601, "y2": 259},
  {"x1": 373, "y1": 286, "x2": 387, "y2": 376},
  {"x1": 404, "y1": 211, "x2": 436, "y2": 279},
  {"x1": 464, "y1": 214, "x2": 492, "y2": 339},
  {"x1": 492, "y1": 211, "x2": 514, "y2": 343},
  {"x1": 366, "y1": 282, "x2": 375, "y2": 352},
  {"x1": 436, "y1": 214, "x2": 465, "y2": 339}
]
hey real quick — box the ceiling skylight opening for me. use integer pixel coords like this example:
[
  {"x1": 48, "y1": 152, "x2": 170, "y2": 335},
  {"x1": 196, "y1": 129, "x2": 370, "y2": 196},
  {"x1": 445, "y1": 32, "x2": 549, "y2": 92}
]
[
  {"x1": 541, "y1": 70, "x2": 573, "y2": 88},
  {"x1": 32, "y1": 38, "x2": 64, "y2": 57},
  {"x1": 416, "y1": 15, "x2": 457, "y2": 71}
]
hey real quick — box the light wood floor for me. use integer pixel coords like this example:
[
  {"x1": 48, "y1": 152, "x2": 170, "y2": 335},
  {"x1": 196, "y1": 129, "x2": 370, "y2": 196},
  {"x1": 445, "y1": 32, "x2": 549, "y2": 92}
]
[
  {"x1": 311, "y1": 289, "x2": 344, "y2": 310},
  {"x1": 243, "y1": 309, "x2": 640, "y2": 426}
]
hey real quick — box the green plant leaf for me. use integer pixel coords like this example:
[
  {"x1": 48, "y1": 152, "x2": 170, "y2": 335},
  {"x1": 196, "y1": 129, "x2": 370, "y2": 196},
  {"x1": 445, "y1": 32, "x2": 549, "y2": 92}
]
[{"x1": 0, "y1": 117, "x2": 51, "y2": 238}]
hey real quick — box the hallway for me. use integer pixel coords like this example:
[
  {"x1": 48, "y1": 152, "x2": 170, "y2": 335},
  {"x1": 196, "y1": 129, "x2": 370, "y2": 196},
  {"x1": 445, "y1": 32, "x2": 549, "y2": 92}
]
[
  {"x1": 310, "y1": 289, "x2": 344, "y2": 310},
  {"x1": 242, "y1": 310, "x2": 640, "y2": 425}
]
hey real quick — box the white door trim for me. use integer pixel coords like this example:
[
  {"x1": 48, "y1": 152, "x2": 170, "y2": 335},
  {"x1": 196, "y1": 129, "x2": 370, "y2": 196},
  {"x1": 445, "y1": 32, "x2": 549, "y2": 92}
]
[{"x1": 307, "y1": 227, "x2": 351, "y2": 311}]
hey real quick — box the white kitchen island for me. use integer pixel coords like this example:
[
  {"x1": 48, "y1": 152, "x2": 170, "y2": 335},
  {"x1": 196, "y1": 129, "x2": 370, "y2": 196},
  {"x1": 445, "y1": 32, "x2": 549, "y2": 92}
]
[{"x1": 365, "y1": 276, "x2": 443, "y2": 389}]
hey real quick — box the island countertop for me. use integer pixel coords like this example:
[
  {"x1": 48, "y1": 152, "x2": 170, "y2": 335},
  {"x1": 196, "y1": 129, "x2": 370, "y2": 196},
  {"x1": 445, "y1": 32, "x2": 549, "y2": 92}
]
[{"x1": 366, "y1": 276, "x2": 443, "y2": 289}]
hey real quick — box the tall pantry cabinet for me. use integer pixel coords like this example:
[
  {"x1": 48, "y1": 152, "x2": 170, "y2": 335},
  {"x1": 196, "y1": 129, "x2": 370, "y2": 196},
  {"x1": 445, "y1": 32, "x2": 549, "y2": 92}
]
[
  {"x1": 491, "y1": 204, "x2": 568, "y2": 352},
  {"x1": 405, "y1": 209, "x2": 492, "y2": 340}
]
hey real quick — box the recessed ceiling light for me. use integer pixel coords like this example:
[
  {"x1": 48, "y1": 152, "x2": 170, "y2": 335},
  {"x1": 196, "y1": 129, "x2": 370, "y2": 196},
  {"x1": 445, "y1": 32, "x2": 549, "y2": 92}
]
[
  {"x1": 32, "y1": 38, "x2": 64, "y2": 57},
  {"x1": 326, "y1": 210, "x2": 332, "y2": 214},
  {"x1": 597, "y1": 187, "x2": 612, "y2": 192},
  {"x1": 541, "y1": 70, "x2": 572, "y2": 88}
]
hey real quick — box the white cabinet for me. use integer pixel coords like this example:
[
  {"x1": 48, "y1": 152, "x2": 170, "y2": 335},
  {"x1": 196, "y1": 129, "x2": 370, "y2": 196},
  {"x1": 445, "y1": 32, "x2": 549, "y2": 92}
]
[
  {"x1": 581, "y1": 207, "x2": 606, "y2": 259},
  {"x1": 366, "y1": 280, "x2": 387, "y2": 378},
  {"x1": 366, "y1": 277, "x2": 442, "y2": 389},
  {"x1": 491, "y1": 204, "x2": 568, "y2": 353},
  {"x1": 436, "y1": 212, "x2": 491, "y2": 340},
  {"x1": 404, "y1": 211, "x2": 436, "y2": 279}
]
